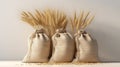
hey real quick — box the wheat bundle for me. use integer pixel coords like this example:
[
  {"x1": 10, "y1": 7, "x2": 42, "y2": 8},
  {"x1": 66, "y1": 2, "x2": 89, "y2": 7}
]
[
  {"x1": 21, "y1": 9, "x2": 67, "y2": 37},
  {"x1": 70, "y1": 11, "x2": 95, "y2": 33}
]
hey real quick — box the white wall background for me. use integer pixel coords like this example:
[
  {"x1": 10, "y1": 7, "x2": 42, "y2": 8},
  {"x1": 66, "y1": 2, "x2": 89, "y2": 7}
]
[{"x1": 0, "y1": 0, "x2": 120, "y2": 62}]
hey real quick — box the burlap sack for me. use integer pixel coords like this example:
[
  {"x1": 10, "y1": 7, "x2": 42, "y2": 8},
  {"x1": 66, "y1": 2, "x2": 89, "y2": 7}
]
[
  {"x1": 23, "y1": 29, "x2": 51, "y2": 63},
  {"x1": 73, "y1": 31, "x2": 99, "y2": 63},
  {"x1": 49, "y1": 29, "x2": 75, "y2": 63}
]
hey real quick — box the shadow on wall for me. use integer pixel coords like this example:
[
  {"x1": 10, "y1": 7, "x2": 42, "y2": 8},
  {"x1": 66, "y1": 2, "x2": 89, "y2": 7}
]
[{"x1": 86, "y1": 22, "x2": 120, "y2": 62}]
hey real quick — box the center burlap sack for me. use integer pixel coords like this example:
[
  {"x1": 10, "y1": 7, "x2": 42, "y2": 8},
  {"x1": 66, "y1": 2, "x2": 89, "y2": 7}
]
[
  {"x1": 73, "y1": 31, "x2": 99, "y2": 63},
  {"x1": 22, "y1": 29, "x2": 51, "y2": 63},
  {"x1": 49, "y1": 29, "x2": 75, "y2": 63}
]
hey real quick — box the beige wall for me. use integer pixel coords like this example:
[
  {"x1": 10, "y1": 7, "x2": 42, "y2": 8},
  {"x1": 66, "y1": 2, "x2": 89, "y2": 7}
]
[{"x1": 0, "y1": 0, "x2": 120, "y2": 61}]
